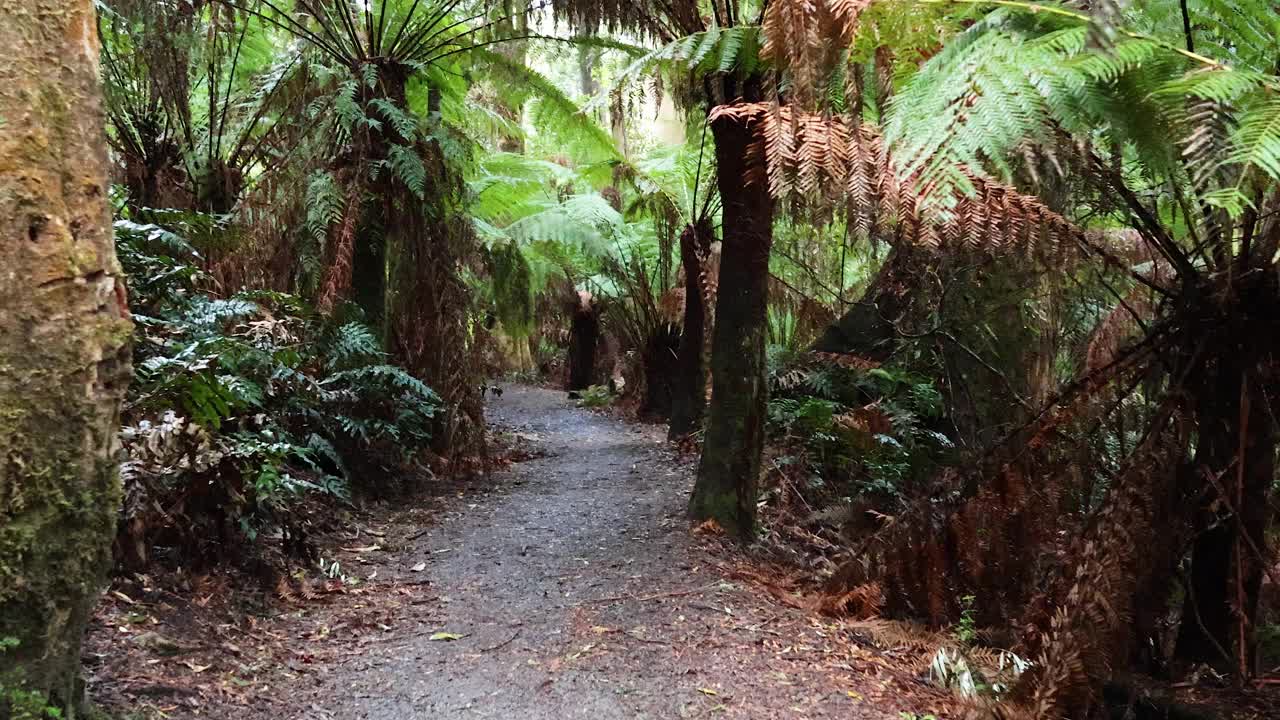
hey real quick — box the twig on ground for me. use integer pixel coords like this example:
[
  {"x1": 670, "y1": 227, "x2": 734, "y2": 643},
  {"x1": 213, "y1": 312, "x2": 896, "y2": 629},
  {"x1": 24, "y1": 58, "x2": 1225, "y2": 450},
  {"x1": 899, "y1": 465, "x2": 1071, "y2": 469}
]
[{"x1": 481, "y1": 628, "x2": 522, "y2": 653}]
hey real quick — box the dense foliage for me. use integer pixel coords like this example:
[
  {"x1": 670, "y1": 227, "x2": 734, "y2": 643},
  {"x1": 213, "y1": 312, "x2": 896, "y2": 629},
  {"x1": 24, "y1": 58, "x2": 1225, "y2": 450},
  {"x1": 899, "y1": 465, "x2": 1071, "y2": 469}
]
[
  {"x1": 115, "y1": 211, "x2": 441, "y2": 565},
  {"x1": 5, "y1": 1, "x2": 1277, "y2": 718}
]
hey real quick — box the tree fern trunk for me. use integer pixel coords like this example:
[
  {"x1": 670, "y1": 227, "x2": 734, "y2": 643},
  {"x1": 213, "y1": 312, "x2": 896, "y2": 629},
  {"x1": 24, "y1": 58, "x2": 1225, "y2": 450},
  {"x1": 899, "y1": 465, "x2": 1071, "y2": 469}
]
[
  {"x1": 669, "y1": 222, "x2": 711, "y2": 438},
  {"x1": 690, "y1": 95, "x2": 773, "y2": 540},
  {"x1": 567, "y1": 299, "x2": 599, "y2": 391},
  {"x1": 1175, "y1": 355, "x2": 1275, "y2": 671},
  {"x1": 809, "y1": 244, "x2": 915, "y2": 358},
  {"x1": 0, "y1": 1, "x2": 133, "y2": 714},
  {"x1": 641, "y1": 323, "x2": 679, "y2": 419}
]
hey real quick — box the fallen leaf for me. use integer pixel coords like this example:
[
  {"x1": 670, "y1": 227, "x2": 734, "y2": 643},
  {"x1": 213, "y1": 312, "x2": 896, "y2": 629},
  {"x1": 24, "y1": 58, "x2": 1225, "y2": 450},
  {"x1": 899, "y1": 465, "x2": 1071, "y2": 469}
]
[
  {"x1": 182, "y1": 660, "x2": 212, "y2": 673},
  {"x1": 697, "y1": 688, "x2": 718, "y2": 696},
  {"x1": 411, "y1": 562, "x2": 427, "y2": 572},
  {"x1": 429, "y1": 632, "x2": 463, "y2": 641},
  {"x1": 692, "y1": 519, "x2": 724, "y2": 535}
]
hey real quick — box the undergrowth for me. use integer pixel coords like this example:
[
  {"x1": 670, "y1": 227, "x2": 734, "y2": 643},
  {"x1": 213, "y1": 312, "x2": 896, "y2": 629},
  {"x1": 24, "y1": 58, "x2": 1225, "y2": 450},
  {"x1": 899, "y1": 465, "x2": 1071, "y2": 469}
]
[
  {"x1": 764, "y1": 349, "x2": 956, "y2": 511},
  {"x1": 115, "y1": 207, "x2": 441, "y2": 569}
]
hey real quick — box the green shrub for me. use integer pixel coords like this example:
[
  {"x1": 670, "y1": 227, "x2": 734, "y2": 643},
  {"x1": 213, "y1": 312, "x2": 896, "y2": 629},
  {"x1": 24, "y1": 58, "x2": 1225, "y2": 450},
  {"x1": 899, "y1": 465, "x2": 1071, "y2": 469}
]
[{"x1": 575, "y1": 384, "x2": 615, "y2": 408}]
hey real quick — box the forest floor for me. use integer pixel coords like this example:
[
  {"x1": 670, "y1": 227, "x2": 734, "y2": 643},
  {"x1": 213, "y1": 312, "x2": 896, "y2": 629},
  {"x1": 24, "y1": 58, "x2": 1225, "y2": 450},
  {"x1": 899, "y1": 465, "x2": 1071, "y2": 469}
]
[{"x1": 85, "y1": 385, "x2": 951, "y2": 720}]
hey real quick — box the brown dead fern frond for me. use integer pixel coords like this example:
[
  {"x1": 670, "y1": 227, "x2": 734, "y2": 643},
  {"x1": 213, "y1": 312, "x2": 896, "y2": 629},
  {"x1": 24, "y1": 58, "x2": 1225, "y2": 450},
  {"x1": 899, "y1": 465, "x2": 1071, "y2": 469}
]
[
  {"x1": 315, "y1": 178, "x2": 363, "y2": 314},
  {"x1": 1002, "y1": 409, "x2": 1190, "y2": 719},
  {"x1": 274, "y1": 575, "x2": 296, "y2": 604},
  {"x1": 816, "y1": 582, "x2": 884, "y2": 618},
  {"x1": 762, "y1": 0, "x2": 872, "y2": 110},
  {"x1": 709, "y1": 102, "x2": 1088, "y2": 260}
]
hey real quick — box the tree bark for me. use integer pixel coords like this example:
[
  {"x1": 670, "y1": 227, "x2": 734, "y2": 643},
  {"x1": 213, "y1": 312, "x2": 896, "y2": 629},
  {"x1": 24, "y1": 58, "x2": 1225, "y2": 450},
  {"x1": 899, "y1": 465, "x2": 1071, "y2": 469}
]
[
  {"x1": 690, "y1": 97, "x2": 773, "y2": 541},
  {"x1": 809, "y1": 244, "x2": 918, "y2": 359},
  {"x1": 1175, "y1": 355, "x2": 1275, "y2": 671},
  {"x1": 669, "y1": 222, "x2": 712, "y2": 438},
  {"x1": 0, "y1": 1, "x2": 133, "y2": 715}
]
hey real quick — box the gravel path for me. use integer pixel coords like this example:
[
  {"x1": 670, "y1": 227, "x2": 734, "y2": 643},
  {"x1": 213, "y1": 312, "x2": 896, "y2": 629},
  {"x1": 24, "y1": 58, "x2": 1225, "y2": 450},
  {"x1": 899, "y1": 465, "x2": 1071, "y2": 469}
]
[{"x1": 292, "y1": 385, "x2": 899, "y2": 720}]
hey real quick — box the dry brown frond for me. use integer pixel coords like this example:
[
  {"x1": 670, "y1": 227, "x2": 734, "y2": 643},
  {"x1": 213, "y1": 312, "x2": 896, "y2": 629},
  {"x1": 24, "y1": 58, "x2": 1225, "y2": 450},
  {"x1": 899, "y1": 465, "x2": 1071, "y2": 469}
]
[
  {"x1": 710, "y1": 102, "x2": 1087, "y2": 260},
  {"x1": 762, "y1": 0, "x2": 873, "y2": 109},
  {"x1": 274, "y1": 575, "x2": 296, "y2": 604},
  {"x1": 315, "y1": 179, "x2": 363, "y2": 314},
  {"x1": 549, "y1": 0, "x2": 704, "y2": 41},
  {"x1": 815, "y1": 582, "x2": 884, "y2": 618}
]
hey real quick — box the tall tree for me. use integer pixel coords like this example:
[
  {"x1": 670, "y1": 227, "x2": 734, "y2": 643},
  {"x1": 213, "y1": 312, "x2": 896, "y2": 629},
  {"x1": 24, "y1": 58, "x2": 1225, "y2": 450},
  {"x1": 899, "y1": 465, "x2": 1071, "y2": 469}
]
[{"x1": 0, "y1": 0, "x2": 133, "y2": 715}]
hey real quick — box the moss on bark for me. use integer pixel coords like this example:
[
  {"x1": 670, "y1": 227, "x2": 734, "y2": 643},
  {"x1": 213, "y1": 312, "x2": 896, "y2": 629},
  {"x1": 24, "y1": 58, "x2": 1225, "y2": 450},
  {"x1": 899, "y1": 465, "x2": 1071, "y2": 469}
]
[{"x1": 0, "y1": 1, "x2": 132, "y2": 716}]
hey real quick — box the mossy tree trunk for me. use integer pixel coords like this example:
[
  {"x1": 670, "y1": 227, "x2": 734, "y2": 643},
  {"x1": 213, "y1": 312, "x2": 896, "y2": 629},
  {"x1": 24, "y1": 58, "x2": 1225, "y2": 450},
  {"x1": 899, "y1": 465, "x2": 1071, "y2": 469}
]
[
  {"x1": 690, "y1": 96, "x2": 773, "y2": 541},
  {"x1": 0, "y1": 1, "x2": 133, "y2": 715}
]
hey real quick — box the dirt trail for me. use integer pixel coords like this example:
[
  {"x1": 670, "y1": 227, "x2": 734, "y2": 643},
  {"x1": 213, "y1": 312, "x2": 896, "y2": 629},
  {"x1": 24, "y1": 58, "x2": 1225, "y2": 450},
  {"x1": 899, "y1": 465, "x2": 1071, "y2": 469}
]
[{"x1": 290, "y1": 385, "x2": 901, "y2": 719}]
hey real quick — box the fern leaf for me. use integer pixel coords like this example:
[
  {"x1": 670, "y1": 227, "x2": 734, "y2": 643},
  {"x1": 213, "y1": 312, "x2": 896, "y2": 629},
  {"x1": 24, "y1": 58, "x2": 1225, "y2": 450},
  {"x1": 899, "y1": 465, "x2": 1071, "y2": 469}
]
[
  {"x1": 385, "y1": 145, "x2": 428, "y2": 200},
  {"x1": 1226, "y1": 94, "x2": 1280, "y2": 183}
]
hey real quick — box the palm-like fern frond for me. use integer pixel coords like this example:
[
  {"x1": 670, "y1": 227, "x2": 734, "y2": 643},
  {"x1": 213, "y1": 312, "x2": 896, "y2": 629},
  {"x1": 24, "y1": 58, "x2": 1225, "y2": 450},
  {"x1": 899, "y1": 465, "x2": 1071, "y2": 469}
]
[{"x1": 472, "y1": 48, "x2": 621, "y2": 164}]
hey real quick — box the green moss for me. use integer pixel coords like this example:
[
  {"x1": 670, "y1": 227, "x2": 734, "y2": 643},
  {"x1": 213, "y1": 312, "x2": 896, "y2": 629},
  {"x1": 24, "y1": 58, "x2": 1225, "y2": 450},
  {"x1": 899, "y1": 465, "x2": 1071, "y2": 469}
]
[{"x1": 94, "y1": 317, "x2": 133, "y2": 352}]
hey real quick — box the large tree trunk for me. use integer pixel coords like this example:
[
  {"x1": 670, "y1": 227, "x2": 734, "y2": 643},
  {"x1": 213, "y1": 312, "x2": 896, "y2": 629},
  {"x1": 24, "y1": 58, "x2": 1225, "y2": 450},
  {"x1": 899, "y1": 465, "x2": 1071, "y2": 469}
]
[
  {"x1": 0, "y1": 1, "x2": 133, "y2": 714},
  {"x1": 669, "y1": 222, "x2": 712, "y2": 438},
  {"x1": 690, "y1": 95, "x2": 773, "y2": 540}
]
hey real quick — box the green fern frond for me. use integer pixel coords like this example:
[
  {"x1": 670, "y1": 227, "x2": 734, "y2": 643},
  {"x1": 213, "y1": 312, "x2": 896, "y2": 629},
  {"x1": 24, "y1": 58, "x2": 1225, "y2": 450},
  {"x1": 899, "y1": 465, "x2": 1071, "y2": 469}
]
[
  {"x1": 611, "y1": 25, "x2": 762, "y2": 86},
  {"x1": 472, "y1": 49, "x2": 620, "y2": 164},
  {"x1": 1225, "y1": 93, "x2": 1280, "y2": 183},
  {"x1": 305, "y1": 171, "x2": 345, "y2": 245},
  {"x1": 385, "y1": 144, "x2": 428, "y2": 199},
  {"x1": 501, "y1": 194, "x2": 629, "y2": 257},
  {"x1": 332, "y1": 79, "x2": 366, "y2": 138},
  {"x1": 468, "y1": 152, "x2": 574, "y2": 225},
  {"x1": 368, "y1": 98, "x2": 419, "y2": 141},
  {"x1": 325, "y1": 322, "x2": 384, "y2": 371}
]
